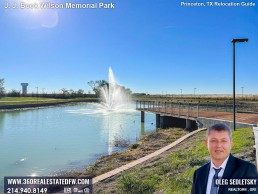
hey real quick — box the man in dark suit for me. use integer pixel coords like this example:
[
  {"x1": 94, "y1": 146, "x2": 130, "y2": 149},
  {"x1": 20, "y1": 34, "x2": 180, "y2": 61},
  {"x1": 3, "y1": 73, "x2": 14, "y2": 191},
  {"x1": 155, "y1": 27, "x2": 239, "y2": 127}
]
[{"x1": 191, "y1": 123, "x2": 257, "y2": 194}]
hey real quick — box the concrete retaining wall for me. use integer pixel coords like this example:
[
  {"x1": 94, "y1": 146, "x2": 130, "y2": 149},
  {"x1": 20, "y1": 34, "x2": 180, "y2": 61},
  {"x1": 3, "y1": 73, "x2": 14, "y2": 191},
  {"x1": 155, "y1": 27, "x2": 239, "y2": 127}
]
[
  {"x1": 158, "y1": 115, "x2": 197, "y2": 130},
  {"x1": 197, "y1": 117, "x2": 256, "y2": 129},
  {"x1": 160, "y1": 116, "x2": 185, "y2": 129}
]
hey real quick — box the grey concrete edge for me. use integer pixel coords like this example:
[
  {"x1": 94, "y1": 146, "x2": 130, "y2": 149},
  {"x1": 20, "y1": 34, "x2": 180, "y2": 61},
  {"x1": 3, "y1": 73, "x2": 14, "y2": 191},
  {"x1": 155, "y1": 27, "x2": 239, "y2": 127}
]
[
  {"x1": 253, "y1": 126, "x2": 258, "y2": 170},
  {"x1": 92, "y1": 127, "x2": 206, "y2": 184}
]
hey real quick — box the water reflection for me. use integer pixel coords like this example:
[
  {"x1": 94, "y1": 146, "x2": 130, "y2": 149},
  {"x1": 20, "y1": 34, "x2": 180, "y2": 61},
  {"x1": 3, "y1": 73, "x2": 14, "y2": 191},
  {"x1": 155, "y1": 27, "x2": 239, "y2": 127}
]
[
  {"x1": 0, "y1": 111, "x2": 23, "y2": 135},
  {"x1": 0, "y1": 113, "x2": 5, "y2": 134},
  {"x1": 141, "y1": 122, "x2": 145, "y2": 136}
]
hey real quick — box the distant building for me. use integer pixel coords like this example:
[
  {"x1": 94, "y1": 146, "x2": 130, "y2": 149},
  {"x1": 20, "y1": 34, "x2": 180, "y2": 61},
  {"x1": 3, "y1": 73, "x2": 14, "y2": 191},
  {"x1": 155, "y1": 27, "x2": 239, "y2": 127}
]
[{"x1": 21, "y1": 83, "x2": 29, "y2": 95}]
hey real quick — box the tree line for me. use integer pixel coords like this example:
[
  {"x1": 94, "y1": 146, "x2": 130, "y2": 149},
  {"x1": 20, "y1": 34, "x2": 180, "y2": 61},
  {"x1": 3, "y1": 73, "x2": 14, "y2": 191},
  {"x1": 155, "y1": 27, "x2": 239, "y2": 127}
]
[
  {"x1": 0, "y1": 79, "x2": 132, "y2": 98},
  {"x1": 88, "y1": 80, "x2": 132, "y2": 97}
]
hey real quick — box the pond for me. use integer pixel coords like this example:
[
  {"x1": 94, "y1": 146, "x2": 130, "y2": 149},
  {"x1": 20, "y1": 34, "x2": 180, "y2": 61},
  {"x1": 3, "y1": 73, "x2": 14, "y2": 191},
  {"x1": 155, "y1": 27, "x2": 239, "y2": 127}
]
[{"x1": 0, "y1": 103, "x2": 156, "y2": 190}]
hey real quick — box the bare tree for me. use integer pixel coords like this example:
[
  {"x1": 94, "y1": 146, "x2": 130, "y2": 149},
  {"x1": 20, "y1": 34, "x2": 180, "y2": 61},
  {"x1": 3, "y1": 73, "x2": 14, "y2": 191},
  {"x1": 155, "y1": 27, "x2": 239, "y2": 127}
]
[
  {"x1": 0, "y1": 78, "x2": 5, "y2": 98},
  {"x1": 88, "y1": 80, "x2": 108, "y2": 96}
]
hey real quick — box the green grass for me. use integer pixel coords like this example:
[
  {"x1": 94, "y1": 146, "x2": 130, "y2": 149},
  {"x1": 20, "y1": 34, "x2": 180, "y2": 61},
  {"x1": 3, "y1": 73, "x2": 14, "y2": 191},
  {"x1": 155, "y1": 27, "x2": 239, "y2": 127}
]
[
  {"x1": 0, "y1": 97, "x2": 56, "y2": 101},
  {"x1": 231, "y1": 128, "x2": 255, "y2": 153},
  {"x1": 0, "y1": 97, "x2": 98, "y2": 105},
  {"x1": 117, "y1": 128, "x2": 255, "y2": 194},
  {"x1": 1, "y1": 96, "x2": 258, "y2": 106},
  {"x1": 118, "y1": 171, "x2": 161, "y2": 194}
]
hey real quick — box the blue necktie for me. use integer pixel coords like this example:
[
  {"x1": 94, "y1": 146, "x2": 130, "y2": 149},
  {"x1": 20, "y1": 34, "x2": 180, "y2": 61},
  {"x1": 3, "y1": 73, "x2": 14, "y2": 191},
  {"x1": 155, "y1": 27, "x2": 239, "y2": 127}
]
[{"x1": 210, "y1": 167, "x2": 222, "y2": 194}]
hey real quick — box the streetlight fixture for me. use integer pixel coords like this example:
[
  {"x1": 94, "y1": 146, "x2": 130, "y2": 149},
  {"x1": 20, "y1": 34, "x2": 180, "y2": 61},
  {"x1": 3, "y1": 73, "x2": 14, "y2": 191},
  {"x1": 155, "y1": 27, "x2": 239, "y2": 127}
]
[{"x1": 232, "y1": 38, "x2": 248, "y2": 131}]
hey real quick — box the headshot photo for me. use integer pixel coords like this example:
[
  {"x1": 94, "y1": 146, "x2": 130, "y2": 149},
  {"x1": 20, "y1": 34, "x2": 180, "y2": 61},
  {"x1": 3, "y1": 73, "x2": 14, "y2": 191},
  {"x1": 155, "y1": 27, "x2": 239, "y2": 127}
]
[{"x1": 191, "y1": 123, "x2": 258, "y2": 194}]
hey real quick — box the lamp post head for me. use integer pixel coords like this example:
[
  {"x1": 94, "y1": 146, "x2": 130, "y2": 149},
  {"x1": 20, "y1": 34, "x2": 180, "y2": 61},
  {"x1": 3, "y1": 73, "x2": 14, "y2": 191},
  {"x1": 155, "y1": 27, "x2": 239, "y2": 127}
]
[{"x1": 232, "y1": 38, "x2": 248, "y2": 43}]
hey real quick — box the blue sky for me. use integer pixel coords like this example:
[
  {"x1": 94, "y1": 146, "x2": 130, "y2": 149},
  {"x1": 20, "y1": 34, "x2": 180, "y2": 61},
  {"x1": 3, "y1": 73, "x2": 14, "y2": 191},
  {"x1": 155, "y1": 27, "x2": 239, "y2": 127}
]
[{"x1": 1, "y1": 0, "x2": 257, "y2": 94}]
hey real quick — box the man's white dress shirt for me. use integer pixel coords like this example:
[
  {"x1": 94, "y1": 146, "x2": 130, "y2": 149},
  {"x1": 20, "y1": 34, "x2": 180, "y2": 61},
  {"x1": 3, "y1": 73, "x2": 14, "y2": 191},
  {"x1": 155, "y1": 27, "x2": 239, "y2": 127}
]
[{"x1": 206, "y1": 156, "x2": 229, "y2": 194}]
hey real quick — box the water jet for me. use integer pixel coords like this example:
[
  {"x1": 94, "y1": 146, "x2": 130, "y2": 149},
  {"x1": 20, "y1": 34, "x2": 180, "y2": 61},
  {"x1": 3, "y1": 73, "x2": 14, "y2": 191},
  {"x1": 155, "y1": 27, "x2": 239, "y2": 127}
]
[{"x1": 99, "y1": 67, "x2": 130, "y2": 111}]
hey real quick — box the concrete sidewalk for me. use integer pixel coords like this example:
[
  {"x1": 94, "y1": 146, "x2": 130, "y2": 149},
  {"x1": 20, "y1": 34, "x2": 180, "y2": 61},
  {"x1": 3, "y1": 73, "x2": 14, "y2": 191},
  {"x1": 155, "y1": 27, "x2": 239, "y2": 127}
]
[
  {"x1": 253, "y1": 127, "x2": 258, "y2": 169},
  {"x1": 92, "y1": 126, "x2": 258, "y2": 185},
  {"x1": 93, "y1": 128, "x2": 206, "y2": 184}
]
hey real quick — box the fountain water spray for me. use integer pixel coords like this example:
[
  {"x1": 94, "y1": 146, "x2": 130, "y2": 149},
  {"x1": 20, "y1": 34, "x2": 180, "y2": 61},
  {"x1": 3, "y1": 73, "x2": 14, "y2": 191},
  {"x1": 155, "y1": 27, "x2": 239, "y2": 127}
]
[{"x1": 99, "y1": 67, "x2": 130, "y2": 111}]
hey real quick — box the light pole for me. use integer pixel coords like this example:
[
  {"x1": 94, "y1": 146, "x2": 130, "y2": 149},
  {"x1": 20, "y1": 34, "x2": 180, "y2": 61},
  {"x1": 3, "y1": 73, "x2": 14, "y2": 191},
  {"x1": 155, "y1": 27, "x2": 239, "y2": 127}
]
[
  {"x1": 232, "y1": 38, "x2": 248, "y2": 131},
  {"x1": 241, "y1": 87, "x2": 244, "y2": 100}
]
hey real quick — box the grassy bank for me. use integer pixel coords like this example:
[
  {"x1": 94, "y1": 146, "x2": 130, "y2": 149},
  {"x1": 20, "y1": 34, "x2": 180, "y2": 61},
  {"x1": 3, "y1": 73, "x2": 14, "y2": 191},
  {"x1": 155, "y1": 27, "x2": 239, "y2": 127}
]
[
  {"x1": 0, "y1": 97, "x2": 98, "y2": 106},
  {"x1": 67, "y1": 128, "x2": 188, "y2": 178},
  {"x1": 91, "y1": 128, "x2": 255, "y2": 194}
]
